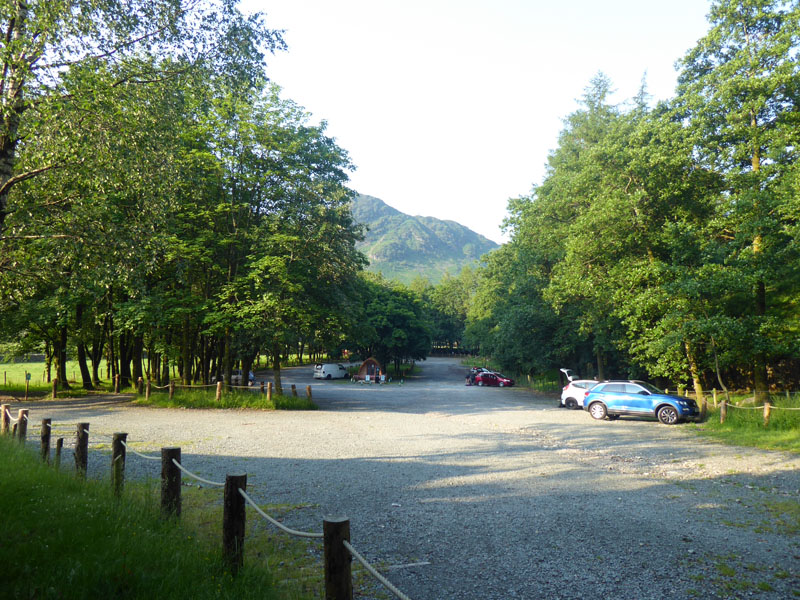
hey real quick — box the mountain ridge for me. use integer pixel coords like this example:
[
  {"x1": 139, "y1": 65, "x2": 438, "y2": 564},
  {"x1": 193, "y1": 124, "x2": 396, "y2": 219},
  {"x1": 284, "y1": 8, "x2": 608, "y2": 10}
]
[{"x1": 351, "y1": 194, "x2": 499, "y2": 284}]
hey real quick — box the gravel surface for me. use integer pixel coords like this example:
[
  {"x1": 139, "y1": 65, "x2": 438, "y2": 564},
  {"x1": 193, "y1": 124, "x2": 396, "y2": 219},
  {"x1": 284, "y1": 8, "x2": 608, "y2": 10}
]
[{"x1": 10, "y1": 357, "x2": 800, "y2": 599}]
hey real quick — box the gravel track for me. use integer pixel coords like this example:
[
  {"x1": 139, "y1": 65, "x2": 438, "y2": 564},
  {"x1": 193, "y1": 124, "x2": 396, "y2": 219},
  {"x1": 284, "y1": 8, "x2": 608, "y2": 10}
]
[{"x1": 10, "y1": 357, "x2": 800, "y2": 599}]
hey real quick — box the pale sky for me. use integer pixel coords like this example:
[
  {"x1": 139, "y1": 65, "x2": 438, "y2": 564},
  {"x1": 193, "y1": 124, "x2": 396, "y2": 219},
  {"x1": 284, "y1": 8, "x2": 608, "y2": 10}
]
[{"x1": 241, "y1": 0, "x2": 713, "y2": 243}]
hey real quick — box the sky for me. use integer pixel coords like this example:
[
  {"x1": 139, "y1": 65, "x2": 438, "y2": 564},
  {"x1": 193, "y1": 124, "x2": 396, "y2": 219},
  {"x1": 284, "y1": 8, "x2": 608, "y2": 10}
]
[{"x1": 240, "y1": 0, "x2": 713, "y2": 243}]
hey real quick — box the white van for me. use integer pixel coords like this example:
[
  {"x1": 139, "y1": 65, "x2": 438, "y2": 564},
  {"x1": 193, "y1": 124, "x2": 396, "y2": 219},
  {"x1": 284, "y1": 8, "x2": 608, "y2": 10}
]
[{"x1": 313, "y1": 363, "x2": 350, "y2": 379}]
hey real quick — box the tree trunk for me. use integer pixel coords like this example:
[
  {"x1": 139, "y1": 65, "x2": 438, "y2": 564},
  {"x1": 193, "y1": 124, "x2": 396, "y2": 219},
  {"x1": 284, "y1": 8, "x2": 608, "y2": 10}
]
[
  {"x1": 131, "y1": 334, "x2": 143, "y2": 384},
  {"x1": 684, "y1": 340, "x2": 703, "y2": 399},
  {"x1": 0, "y1": 3, "x2": 27, "y2": 235},
  {"x1": 271, "y1": 345, "x2": 283, "y2": 396},
  {"x1": 55, "y1": 326, "x2": 70, "y2": 389},
  {"x1": 118, "y1": 331, "x2": 132, "y2": 389}
]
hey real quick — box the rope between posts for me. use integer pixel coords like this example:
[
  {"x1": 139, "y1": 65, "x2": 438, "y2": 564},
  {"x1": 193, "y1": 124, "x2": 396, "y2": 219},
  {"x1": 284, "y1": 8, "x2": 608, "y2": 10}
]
[
  {"x1": 4, "y1": 408, "x2": 19, "y2": 422},
  {"x1": 238, "y1": 488, "x2": 323, "y2": 539},
  {"x1": 120, "y1": 440, "x2": 161, "y2": 461},
  {"x1": 171, "y1": 458, "x2": 225, "y2": 487},
  {"x1": 343, "y1": 540, "x2": 413, "y2": 600}
]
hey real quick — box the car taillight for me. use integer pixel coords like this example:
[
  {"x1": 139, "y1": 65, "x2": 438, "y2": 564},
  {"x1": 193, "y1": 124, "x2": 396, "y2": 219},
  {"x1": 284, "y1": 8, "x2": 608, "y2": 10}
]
[
  {"x1": 584, "y1": 390, "x2": 590, "y2": 398},
  {"x1": 563, "y1": 385, "x2": 568, "y2": 391}
]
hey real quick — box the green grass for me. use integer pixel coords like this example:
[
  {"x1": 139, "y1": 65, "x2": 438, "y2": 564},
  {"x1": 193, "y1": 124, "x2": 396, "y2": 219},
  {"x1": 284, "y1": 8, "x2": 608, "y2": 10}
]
[
  {"x1": 0, "y1": 435, "x2": 282, "y2": 600},
  {"x1": 690, "y1": 395, "x2": 800, "y2": 453},
  {"x1": 134, "y1": 388, "x2": 317, "y2": 410}
]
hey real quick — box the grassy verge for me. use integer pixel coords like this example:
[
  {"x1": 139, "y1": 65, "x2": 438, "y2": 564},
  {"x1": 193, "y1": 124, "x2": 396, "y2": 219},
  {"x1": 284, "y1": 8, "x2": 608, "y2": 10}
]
[
  {"x1": 0, "y1": 436, "x2": 283, "y2": 600},
  {"x1": 690, "y1": 396, "x2": 800, "y2": 454},
  {"x1": 134, "y1": 388, "x2": 317, "y2": 410}
]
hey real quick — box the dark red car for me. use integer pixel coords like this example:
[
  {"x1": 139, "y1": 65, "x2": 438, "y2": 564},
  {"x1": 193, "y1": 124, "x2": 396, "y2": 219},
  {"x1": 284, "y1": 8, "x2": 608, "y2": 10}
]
[{"x1": 474, "y1": 372, "x2": 514, "y2": 387}]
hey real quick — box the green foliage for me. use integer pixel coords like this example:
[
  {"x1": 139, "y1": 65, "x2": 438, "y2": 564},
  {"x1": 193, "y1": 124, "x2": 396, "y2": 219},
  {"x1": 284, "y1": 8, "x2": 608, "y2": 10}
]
[
  {"x1": 468, "y1": 1, "x2": 800, "y2": 391},
  {"x1": 134, "y1": 388, "x2": 317, "y2": 410}
]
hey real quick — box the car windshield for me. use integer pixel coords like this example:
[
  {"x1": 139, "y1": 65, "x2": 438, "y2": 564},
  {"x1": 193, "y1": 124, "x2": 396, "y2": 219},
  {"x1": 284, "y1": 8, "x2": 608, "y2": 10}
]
[{"x1": 634, "y1": 381, "x2": 664, "y2": 394}]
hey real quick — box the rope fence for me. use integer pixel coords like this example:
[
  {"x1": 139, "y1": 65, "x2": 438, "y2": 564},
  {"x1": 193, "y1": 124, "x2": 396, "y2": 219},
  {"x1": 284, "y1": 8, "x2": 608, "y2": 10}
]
[{"x1": 0, "y1": 405, "x2": 415, "y2": 600}]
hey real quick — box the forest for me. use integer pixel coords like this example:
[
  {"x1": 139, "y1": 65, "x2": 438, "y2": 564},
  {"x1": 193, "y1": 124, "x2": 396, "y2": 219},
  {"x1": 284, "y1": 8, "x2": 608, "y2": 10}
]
[
  {"x1": 0, "y1": 0, "x2": 430, "y2": 392},
  {"x1": 456, "y1": 0, "x2": 800, "y2": 399},
  {"x1": 1, "y1": 0, "x2": 799, "y2": 402}
]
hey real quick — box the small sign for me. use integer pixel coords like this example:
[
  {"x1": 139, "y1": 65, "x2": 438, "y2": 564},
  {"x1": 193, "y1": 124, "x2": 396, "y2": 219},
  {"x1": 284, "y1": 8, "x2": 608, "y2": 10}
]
[{"x1": 25, "y1": 373, "x2": 31, "y2": 381}]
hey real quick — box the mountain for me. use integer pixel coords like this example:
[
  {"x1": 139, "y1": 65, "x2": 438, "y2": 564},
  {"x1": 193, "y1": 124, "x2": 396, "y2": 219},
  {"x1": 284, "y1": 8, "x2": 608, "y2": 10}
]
[{"x1": 351, "y1": 194, "x2": 499, "y2": 284}]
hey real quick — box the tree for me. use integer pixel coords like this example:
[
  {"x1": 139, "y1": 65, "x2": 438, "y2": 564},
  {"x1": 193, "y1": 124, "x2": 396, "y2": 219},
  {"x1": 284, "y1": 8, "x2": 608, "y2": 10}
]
[{"x1": 675, "y1": 0, "x2": 800, "y2": 398}]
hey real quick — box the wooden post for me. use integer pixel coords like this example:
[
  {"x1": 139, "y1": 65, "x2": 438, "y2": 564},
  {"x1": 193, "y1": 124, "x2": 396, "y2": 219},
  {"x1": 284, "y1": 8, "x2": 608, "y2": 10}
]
[
  {"x1": 267, "y1": 382, "x2": 272, "y2": 403},
  {"x1": 137, "y1": 377, "x2": 144, "y2": 395},
  {"x1": 75, "y1": 423, "x2": 89, "y2": 478},
  {"x1": 114, "y1": 374, "x2": 120, "y2": 394},
  {"x1": 161, "y1": 447, "x2": 181, "y2": 518},
  {"x1": 700, "y1": 395, "x2": 708, "y2": 421},
  {"x1": 55, "y1": 438, "x2": 64, "y2": 469},
  {"x1": 215, "y1": 381, "x2": 223, "y2": 402},
  {"x1": 713, "y1": 388, "x2": 718, "y2": 407},
  {"x1": 145, "y1": 380, "x2": 151, "y2": 400},
  {"x1": 324, "y1": 516, "x2": 352, "y2": 600},
  {"x1": 291, "y1": 384, "x2": 298, "y2": 397},
  {"x1": 1, "y1": 404, "x2": 10, "y2": 435},
  {"x1": 52, "y1": 378, "x2": 58, "y2": 399},
  {"x1": 17, "y1": 409, "x2": 28, "y2": 443},
  {"x1": 41, "y1": 418, "x2": 51, "y2": 463},
  {"x1": 720, "y1": 400, "x2": 727, "y2": 424},
  {"x1": 763, "y1": 402, "x2": 771, "y2": 427},
  {"x1": 169, "y1": 381, "x2": 175, "y2": 401},
  {"x1": 260, "y1": 381, "x2": 265, "y2": 395},
  {"x1": 24, "y1": 377, "x2": 29, "y2": 401},
  {"x1": 223, "y1": 474, "x2": 248, "y2": 574},
  {"x1": 306, "y1": 385, "x2": 312, "y2": 400},
  {"x1": 112, "y1": 433, "x2": 128, "y2": 497}
]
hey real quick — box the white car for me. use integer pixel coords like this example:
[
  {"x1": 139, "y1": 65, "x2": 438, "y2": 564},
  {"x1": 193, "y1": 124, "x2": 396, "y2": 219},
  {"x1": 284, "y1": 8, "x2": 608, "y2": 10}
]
[
  {"x1": 313, "y1": 363, "x2": 350, "y2": 379},
  {"x1": 559, "y1": 368, "x2": 597, "y2": 409}
]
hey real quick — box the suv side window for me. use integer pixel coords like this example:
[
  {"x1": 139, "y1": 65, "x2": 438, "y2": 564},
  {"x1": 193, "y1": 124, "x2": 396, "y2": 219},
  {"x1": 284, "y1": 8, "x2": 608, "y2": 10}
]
[
  {"x1": 603, "y1": 383, "x2": 626, "y2": 393},
  {"x1": 625, "y1": 383, "x2": 649, "y2": 395}
]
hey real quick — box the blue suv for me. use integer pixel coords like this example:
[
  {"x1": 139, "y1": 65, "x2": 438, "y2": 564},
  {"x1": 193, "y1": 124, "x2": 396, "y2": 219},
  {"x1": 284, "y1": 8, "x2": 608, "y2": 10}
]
[{"x1": 583, "y1": 380, "x2": 699, "y2": 425}]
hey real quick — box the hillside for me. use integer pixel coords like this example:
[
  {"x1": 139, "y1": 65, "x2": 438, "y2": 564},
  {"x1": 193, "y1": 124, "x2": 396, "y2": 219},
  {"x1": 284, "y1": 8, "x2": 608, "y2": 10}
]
[{"x1": 351, "y1": 194, "x2": 499, "y2": 284}]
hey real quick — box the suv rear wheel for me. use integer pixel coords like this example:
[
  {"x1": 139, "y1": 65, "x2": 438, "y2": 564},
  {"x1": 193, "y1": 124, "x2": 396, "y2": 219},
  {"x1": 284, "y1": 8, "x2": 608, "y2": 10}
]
[{"x1": 589, "y1": 402, "x2": 607, "y2": 420}]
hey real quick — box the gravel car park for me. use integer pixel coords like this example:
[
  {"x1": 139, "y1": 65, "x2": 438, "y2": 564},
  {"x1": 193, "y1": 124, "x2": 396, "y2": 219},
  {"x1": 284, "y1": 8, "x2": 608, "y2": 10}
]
[{"x1": 14, "y1": 357, "x2": 799, "y2": 599}]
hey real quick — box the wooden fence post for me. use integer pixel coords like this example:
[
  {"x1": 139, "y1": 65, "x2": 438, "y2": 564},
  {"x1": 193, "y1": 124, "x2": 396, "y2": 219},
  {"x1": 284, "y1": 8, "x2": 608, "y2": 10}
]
[
  {"x1": 763, "y1": 402, "x2": 771, "y2": 427},
  {"x1": 291, "y1": 384, "x2": 298, "y2": 397},
  {"x1": 75, "y1": 423, "x2": 89, "y2": 478},
  {"x1": 145, "y1": 380, "x2": 151, "y2": 400},
  {"x1": 169, "y1": 381, "x2": 175, "y2": 400},
  {"x1": 17, "y1": 409, "x2": 28, "y2": 443},
  {"x1": 41, "y1": 418, "x2": 51, "y2": 463},
  {"x1": 1, "y1": 404, "x2": 10, "y2": 435},
  {"x1": 720, "y1": 400, "x2": 727, "y2": 424},
  {"x1": 112, "y1": 433, "x2": 128, "y2": 497},
  {"x1": 267, "y1": 382, "x2": 272, "y2": 402},
  {"x1": 114, "y1": 374, "x2": 120, "y2": 394},
  {"x1": 55, "y1": 438, "x2": 63, "y2": 469},
  {"x1": 260, "y1": 381, "x2": 265, "y2": 395},
  {"x1": 161, "y1": 447, "x2": 181, "y2": 518},
  {"x1": 52, "y1": 378, "x2": 58, "y2": 399},
  {"x1": 324, "y1": 516, "x2": 352, "y2": 600},
  {"x1": 713, "y1": 388, "x2": 718, "y2": 407},
  {"x1": 700, "y1": 396, "x2": 707, "y2": 421},
  {"x1": 306, "y1": 385, "x2": 313, "y2": 400},
  {"x1": 137, "y1": 377, "x2": 144, "y2": 395},
  {"x1": 223, "y1": 474, "x2": 248, "y2": 575},
  {"x1": 216, "y1": 381, "x2": 223, "y2": 402}
]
